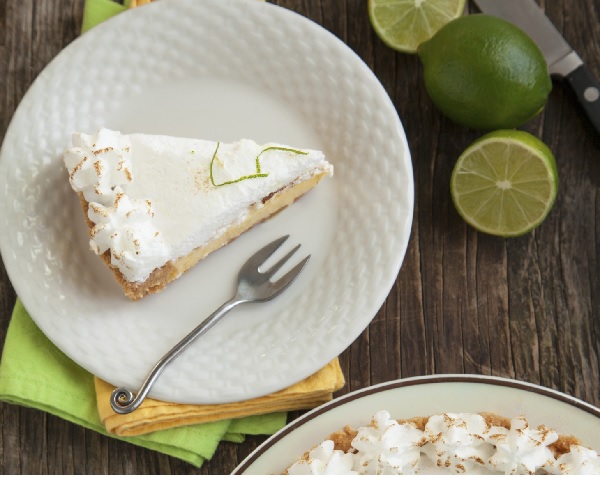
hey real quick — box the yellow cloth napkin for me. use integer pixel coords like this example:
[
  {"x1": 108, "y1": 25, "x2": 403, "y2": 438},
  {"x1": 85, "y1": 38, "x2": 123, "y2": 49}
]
[{"x1": 96, "y1": 359, "x2": 344, "y2": 436}]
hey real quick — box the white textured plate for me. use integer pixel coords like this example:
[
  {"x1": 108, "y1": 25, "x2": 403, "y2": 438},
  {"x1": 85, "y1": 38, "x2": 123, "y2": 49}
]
[
  {"x1": 0, "y1": 0, "x2": 413, "y2": 403},
  {"x1": 233, "y1": 375, "x2": 600, "y2": 474}
]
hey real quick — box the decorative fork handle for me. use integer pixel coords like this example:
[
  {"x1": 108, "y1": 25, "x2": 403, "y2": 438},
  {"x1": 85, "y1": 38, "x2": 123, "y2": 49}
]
[{"x1": 110, "y1": 296, "x2": 243, "y2": 414}]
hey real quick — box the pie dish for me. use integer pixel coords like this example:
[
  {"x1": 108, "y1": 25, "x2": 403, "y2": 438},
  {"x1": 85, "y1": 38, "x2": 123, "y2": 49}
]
[{"x1": 233, "y1": 375, "x2": 600, "y2": 474}]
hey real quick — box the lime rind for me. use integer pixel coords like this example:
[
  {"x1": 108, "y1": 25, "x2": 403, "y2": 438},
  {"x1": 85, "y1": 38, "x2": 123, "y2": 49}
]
[{"x1": 451, "y1": 132, "x2": 558, "y2": 237}]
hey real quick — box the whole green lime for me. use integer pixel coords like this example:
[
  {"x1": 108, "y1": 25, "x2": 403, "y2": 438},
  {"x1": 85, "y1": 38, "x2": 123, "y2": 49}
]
[{"x1": 417, "y1": 14, "x2": 552, "y2": 130}]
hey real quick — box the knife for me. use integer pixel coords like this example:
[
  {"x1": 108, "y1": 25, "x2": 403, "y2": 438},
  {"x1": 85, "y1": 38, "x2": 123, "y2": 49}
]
[{"x1": 473, "y1": 0, "x2": 600, "y2": 135}]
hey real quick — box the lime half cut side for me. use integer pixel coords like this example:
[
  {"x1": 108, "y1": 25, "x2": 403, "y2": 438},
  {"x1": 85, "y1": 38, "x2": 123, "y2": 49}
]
[
  {"x1": 369, "y1": 0, "x2": 466, "y2": 53},
  {"x1": 451, "y1": 130, "x2": 558, "y2": 237}
]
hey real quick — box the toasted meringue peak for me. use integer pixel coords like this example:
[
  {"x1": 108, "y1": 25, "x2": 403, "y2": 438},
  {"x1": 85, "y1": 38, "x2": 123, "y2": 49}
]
[
  {"x1": 64, "y1": 129, "x2": 133, "y2": 205},
  {"x1": 287, "y1": 440, "x2": 356, "y2": 475},
  {"x1": 88, "y1": 187, "x2": 168, "y2": 283},
  {"x1": 285, "y1": 412, "x2": 600, "y2": 475}
]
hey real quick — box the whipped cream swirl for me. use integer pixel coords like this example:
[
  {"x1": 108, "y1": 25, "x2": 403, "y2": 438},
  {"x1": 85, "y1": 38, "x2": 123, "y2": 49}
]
[
  {"x1": 553, "y1": 444, "x2": 600, "y2": 474},
  {"x1": 488, "y1": 417, "x2": 557, "y2": 474},
  {"x1": 422, "y1": 413, "x2": 496, "y2": 473},
  {"x1": 88, "y1": 188, "x2": 168, "y2": 282},
  {"x1": 352, "y1": 410, "x2": 425, "y2": 474},
  {"x1": 63, "y1": 129, "x2": 168, "y2": 283},
  {"x1": 287, "y1": 440, "x2": 355, "y2": 475},
  {"x1": 285, "y1": 412, "x2": 600, "y2": 475},
  {"x1": 63, "y1": 129, "x2": 133, "y2": 205}
]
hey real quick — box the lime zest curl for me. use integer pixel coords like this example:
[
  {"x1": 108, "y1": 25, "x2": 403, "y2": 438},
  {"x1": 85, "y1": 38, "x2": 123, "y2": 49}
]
[{"x1": 209, "y1": 142, "x2": 308, "y2": 187}]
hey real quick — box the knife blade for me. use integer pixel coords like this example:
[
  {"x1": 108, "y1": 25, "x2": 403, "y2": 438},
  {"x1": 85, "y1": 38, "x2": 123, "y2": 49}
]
[{"x1": 473, "y1": 0, "x2": 600, "y2": 135}]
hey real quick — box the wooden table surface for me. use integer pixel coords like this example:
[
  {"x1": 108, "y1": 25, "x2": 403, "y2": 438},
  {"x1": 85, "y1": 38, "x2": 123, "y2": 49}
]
[{"x1": 1, "y1": 0, "x2": 599, "y2": 474}]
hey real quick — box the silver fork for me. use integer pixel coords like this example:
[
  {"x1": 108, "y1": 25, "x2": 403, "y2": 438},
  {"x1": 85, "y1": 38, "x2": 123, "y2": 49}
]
[{"x1": 110, "y1": 235, "x2": 310, "y2": 414}]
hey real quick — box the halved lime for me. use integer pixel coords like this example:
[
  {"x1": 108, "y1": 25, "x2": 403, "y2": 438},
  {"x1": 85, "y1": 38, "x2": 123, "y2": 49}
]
[
  {"x1": 369, "y1": 0, "x2": 466, "y2": 53},
  {"x1": 451, "y1": 130, "x2": 558, "y2": 237}
]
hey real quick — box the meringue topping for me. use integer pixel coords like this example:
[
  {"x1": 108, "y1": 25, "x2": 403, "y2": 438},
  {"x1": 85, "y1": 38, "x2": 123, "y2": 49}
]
[{"x1": 286, "y1": 411, "x2": 600, "y2": 475}]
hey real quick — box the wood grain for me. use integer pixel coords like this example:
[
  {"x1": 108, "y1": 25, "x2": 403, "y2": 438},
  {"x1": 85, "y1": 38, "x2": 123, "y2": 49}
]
[{"x1": 1, "y1": 0, "x2": 599, "y2": 473}]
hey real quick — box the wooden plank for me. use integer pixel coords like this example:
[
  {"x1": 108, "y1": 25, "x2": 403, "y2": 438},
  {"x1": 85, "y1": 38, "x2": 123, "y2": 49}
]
[{"x1": 0, "y1": 0, "x2": 599, "y2": 474}]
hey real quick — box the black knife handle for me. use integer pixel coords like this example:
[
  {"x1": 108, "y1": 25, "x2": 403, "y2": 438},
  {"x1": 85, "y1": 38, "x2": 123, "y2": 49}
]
[{"x1": 565, "y1": 64, "x2": 600, "y2": 135}]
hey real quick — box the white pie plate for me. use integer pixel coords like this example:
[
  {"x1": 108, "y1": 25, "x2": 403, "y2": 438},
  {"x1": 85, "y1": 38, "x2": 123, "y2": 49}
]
[
  {"x1": 0, "y1": 0, "x2": 413, "y2": 403},
  {"x1": 233, "y1": 375, "x2": 600, "y2": 474}
]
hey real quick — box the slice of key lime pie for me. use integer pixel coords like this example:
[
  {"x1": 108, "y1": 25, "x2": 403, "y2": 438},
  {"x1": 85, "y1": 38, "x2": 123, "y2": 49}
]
[{"x1": 63, "y1": 128, "x2": 333, "y2": 300}]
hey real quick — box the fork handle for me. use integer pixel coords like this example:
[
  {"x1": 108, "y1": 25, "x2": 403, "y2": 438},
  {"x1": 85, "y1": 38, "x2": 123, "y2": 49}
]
[{"x1": 110, "y1": 296, "x2": 243, "y2": 414}]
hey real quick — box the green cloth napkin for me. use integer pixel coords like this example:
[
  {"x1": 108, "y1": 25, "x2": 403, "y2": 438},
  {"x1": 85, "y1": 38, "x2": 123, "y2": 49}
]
[
  {"x1": 0, "y1": 0, "x2": 287, "y2": 467},
  {"x1": 0, "y1": 300, "x2": 286, "y2": 466},
  {"x1": 81, "y1": 0, "x2": 126, "y2": 33}
]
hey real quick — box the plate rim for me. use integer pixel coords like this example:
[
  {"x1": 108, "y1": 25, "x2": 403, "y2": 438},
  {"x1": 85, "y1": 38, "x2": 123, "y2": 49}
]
[
  {"x1": 233, "y1": 374, "x2": 600, "y2": 474},
  {"x1": 0, "y1": 0, "x2": 414, "y2": 403}
]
